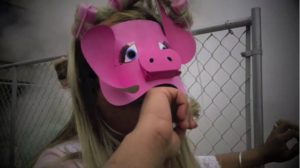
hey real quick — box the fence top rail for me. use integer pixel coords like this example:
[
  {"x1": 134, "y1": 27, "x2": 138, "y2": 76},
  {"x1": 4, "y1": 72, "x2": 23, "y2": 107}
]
[
  {"x1": 0, "y1": 55, "x2": 66, "y2": 70},
  {"x1": 192, "y1": 17, "x2": 252, "y2": 35}
]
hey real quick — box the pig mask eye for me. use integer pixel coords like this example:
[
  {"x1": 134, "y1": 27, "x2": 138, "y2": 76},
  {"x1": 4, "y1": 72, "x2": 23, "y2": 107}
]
[
  {"x1": 120, "y1": 44, "x2": 138, "y2": 63},
  {"x1": 158, "y1": 41, "x2": 169, "y2": 50}
]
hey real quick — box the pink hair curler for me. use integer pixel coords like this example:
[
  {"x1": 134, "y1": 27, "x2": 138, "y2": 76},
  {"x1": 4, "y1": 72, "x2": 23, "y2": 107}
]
[
  {"x1": 108, "y1": 0, "x2": 137, "y2": 10},
  {"x1": 170, "y1": 0, "x2": 188, "y2": 15},
  {"x1": 74, "y1": 4, "x2": 98, "y2": 38}
]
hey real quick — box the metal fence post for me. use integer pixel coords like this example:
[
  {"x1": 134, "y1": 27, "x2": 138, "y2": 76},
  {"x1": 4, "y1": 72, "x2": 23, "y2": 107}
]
[
  {"x1": 251, "y1": 7, "x2": 264, "y2": 149},
  {"x1": 245, "y1": 25, "x2": 252, "y2": 150},
  {"x1": 10, "y1": 67, "x2": 17, "y2": 168}
]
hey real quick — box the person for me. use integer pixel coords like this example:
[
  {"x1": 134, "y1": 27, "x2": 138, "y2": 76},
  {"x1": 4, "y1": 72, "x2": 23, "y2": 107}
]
[{"x1": 34, "y1": 0, "x2": 299, "y2": 167}]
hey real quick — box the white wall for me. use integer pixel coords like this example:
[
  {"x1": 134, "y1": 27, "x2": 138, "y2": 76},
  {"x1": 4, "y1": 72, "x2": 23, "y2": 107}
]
[
  {"x1": 189, "y1": 0, "x2": 299, "y2": 167},
  {"x1": 0, "y1": 0, "x2": 106, "y2": 62}
]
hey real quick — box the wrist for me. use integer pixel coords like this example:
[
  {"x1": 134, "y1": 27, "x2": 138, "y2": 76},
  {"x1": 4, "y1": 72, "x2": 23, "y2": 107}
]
[
  {"x1": 135, "y1": 114, "x2": 173, "y2": 148},
  {"x1": 105, "y1": 131, "x2": 165, "y2": 168},
  {"x1": 255, "y1": 146, "x2": 270, "y2": 164},
  {"x1": 238, "y1": 146, "x2": 269, "y2": 168},
  {"x1": 129, "y1": 126, "x2": 168, "y2": 164}
]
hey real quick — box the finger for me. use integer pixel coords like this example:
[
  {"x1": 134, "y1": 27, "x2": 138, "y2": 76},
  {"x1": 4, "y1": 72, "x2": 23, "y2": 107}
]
[
  {"x1": 175, "y1": 91, "x2": 192, "y2": 130},
  {"x1": 187, "y1": 105, "x2": 197, "y2": 129},
  {"x1": 277, "y1": 120, "x2": 299, "y2": 132},
  {"x1": 284, "y1": 143, "x2": 299, "y2": 160},
  {"x1": 175, "y1": 93, "x2": 198, "y2": 129},
  {"x1": 186, "y1": 102, "x2": 193, "y2": 128},
  {"x1": 179, "y1": 104, "x2": 192, "y2": 129},
  {"x1": 176, "y1": 99, "x2": 197, "y2": 129},
  {"x1": 190, "y1": 116, "x2": 198, "y2": 129},
  {"x1": 177, "y1": 114, "x2": 190, "y2": 130},
  {"x1": 175, "y1": 91, "x2": 188, "y2": 122},
  {"x1": 276, "y1": 121, "x2": 290, "y2": 133},
  {"x1": 278, "y1": 129, "x2": 299, "y2": 142}
]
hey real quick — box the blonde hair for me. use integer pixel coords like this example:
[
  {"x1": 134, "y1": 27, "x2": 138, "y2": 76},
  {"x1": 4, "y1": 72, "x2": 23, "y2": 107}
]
[{"x1": 37, "y1": 1, "x2": 200, "y2": 167}]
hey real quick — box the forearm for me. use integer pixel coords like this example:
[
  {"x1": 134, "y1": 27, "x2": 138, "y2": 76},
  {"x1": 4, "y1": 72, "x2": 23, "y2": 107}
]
[
  {"x1": 216, "y1": 147, "x2": 267, "y2": 168},
  {"x1": 104, "y1": 128, "x2": 166, "y2": 168}
]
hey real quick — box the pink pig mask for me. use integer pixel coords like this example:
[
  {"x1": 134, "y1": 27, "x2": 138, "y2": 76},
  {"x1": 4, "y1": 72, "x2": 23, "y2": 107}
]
[{"x1": 80, "y1": 2, "x2": 196, "y2": 106}]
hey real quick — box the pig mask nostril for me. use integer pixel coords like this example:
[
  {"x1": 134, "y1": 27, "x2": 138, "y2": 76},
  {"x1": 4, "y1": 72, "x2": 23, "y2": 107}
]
[
  {"x1": 167, "y1": 57, "x2": 173, "y2": 62},
  {"x1": 149, "y1": 58, "x2": 154, "y2": 63}
]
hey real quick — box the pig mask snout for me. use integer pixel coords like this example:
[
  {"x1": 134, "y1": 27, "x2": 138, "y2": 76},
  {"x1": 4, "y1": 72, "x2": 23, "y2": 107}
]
[{"x1": 139, "y1": 49, "x2": 182, "y2": 81}]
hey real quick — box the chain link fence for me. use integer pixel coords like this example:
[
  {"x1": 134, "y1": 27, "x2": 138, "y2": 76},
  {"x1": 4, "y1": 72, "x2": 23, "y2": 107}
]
[
  {"x1": 186, "y1": 27, "x2": 249, "y2": 155},
  {"x1": 0, "y1": 8, "x2": 262, "y2": 168},
  {"x1": 0, "y1": 59, "x2": 73, "y2": 167}
]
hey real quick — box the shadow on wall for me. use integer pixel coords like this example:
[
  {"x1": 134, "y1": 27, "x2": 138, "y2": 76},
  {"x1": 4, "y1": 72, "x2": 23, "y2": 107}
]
[{"x1": 0, "y1": 1, "x2": 26, "y2": 63}]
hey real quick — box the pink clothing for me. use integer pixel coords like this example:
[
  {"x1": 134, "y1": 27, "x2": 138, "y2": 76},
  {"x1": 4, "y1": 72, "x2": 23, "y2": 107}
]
[{"x1": 34, "y1": 138, "x2": 220, "y2": 168}]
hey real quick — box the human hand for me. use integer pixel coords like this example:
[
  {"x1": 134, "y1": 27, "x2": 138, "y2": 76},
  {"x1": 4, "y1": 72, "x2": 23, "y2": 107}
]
[
  {"x1": 135, "y1": 87, "x2": 197, "y2": 159},
  {"x1": 105, "y1": 87, "x2": 197, "y2": 168},
  {"x1": 261, "y1": 120, "x2": 299, "y2": 163}
]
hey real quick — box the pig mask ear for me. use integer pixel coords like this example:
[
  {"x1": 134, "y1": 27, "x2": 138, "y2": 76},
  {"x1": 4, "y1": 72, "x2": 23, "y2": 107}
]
[
  {"x1": 80, "y1": 25, "x2": 117, "y2": 87},
  {"x1": 157, "y1": 1, "x2": 196, "y2": 63}
]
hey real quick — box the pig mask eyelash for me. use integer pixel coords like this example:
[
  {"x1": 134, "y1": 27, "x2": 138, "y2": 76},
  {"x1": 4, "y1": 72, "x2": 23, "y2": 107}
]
[{"x1": 158, "y1": 41, "x2": 169, "y2": 50}]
